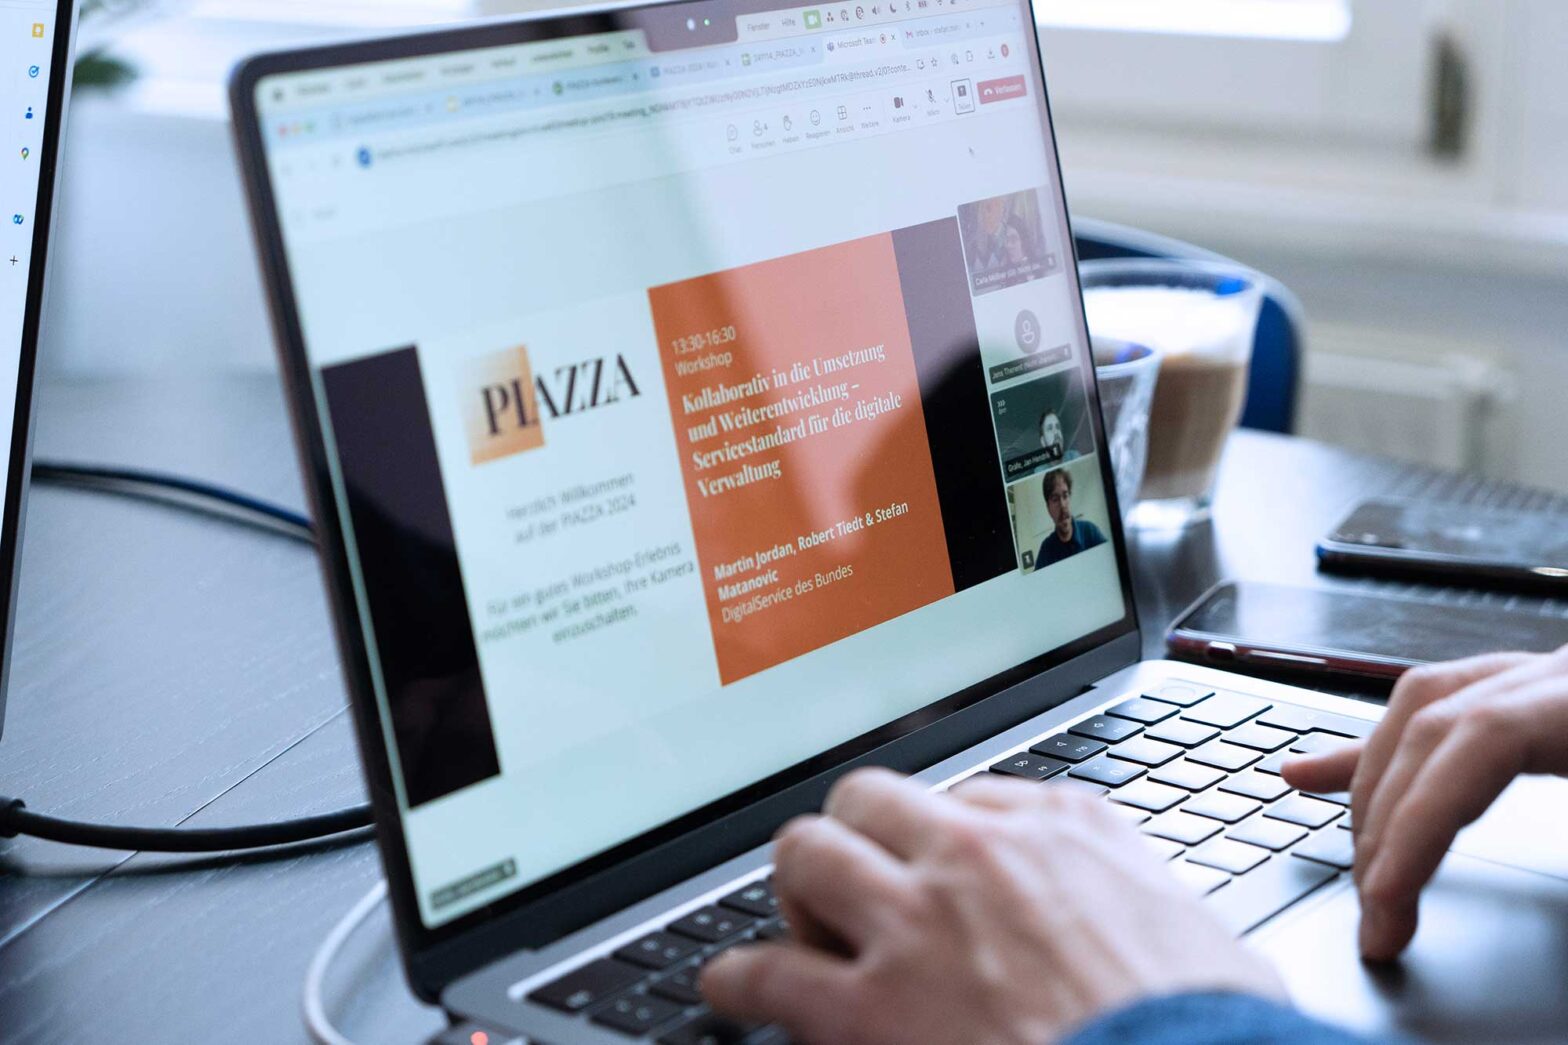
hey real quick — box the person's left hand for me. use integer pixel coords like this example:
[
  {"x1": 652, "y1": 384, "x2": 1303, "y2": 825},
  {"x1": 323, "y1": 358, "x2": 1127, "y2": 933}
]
[{"x1": 700, "y1": 768, "x2": 1283, "y2": 1045}]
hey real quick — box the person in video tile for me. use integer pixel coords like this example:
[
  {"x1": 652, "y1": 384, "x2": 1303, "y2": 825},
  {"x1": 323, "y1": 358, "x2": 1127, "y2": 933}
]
[
  {"x1": 969, "y1": 196, "x2": 1029, "y2": 273},
  {"x1": 1039, "y1": 408, "x2": 1081, "y2": 464},
  {"x1": 1036, "y1": 467, "x2": 1106, "y2": 568}
]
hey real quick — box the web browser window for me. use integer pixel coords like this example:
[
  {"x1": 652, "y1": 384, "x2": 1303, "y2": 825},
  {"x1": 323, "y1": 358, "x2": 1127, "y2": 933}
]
[
  {"x1": 255, "y1": 0, "x2": 1126, "y2": 928},
  {"x1": 0, "y1": 1, "x2": 59, "y2": 516}
]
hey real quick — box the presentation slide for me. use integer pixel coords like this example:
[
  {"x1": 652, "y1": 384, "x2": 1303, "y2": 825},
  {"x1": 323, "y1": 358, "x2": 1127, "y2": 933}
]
[{"x1": 649, "y1": 233, "x2": 957, "y2": 683}]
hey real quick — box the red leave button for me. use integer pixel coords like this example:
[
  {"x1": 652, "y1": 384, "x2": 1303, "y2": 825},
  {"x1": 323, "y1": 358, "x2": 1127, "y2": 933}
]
[{"x1": 977, "y1": 75, "x2": 1026, "y2": 104}]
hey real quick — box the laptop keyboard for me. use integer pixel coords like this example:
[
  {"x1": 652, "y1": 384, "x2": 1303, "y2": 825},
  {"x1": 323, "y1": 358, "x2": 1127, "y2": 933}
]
[
  {"x1": 525, "y1": 683, "x2": 1371, "y2": 1042},
  {"x1": 528, "y1": 879, "x2": 789, "y2": 1043}
]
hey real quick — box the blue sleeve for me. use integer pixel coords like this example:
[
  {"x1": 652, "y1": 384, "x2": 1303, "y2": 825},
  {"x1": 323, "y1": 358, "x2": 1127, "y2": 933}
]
[{"x1": 1064, "y1": 992, "x2": 1383, "y2": 1045}]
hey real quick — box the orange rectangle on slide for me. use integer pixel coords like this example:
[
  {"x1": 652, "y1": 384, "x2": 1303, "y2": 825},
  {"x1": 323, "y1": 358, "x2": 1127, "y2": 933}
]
[{"x1": 649, "y1": 233, "x2": 955, "y2": 684}]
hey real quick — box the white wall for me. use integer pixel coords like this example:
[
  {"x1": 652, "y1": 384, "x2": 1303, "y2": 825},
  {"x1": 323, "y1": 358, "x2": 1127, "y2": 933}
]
[{"x1": 1047, "y1": 0, "x2": 1568, "y2": 493}]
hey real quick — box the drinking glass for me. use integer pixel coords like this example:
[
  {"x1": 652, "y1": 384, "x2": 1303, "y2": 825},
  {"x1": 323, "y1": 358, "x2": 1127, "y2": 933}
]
[
  {"x1": 1092, "y1": 338, "x2": 1160, "y2": 524},
  {"x1": 1080, "y1": 259, "x2": 1263, "y2": 529}
]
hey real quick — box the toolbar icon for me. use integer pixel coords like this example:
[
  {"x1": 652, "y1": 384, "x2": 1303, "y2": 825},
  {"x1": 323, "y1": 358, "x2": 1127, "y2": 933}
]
[
  {"x1": 803, "y1": 9, "x2": 821, "y2": 29},
  {"x1": 952, "y1": 78, "x2": 974, "y2": 113},
  {"x1": 27, "y1": 65, "x2": 38, "y2": 78},
  {"x1": 10, "y1": 214, "x2": 21, "y2": 225},
  {"x1": 30, "y1": 23, "x2": 43, "y2": 38},
  {"x1": 19, "y1": 147, "x2": 28, "y2": 159},
  {"x1": 23, "y1": 106, "x2": 32, "y2": 120}
]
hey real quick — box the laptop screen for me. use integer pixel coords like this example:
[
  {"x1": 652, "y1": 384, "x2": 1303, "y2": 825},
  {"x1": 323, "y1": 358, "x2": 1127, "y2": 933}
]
[
  {"x1": 252, "y1": 0, "x2": 1129, "y2": 929},
  {"x1": 0, "y1": 0, "x2": 70, "y2": 733}
]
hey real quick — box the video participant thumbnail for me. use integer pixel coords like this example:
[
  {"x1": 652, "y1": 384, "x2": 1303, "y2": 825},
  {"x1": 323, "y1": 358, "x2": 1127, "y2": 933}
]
[
  {"x1": 1009, "y1": 456, "x2": 1111, "y2": 574},
  {"x1": 958, "y1": 189, "x2": 1060, "y2": 296},
  {"x1": 989, "y1": 365, "x2": 1095, "y2": 482}
]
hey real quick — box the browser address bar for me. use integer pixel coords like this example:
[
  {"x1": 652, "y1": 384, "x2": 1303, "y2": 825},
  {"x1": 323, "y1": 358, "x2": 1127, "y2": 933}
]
[{"x1": 366, "y1": 60, "x2": 923, "y2": 164}]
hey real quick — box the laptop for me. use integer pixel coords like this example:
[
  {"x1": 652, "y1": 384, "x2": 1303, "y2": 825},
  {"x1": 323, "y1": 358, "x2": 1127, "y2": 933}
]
[
  {"x1": 0, "y1": 0, "x2": 76, "y2": 737},
  {"x1": 229, "y1": 1, "x2": 1568, "y2": 1041}
]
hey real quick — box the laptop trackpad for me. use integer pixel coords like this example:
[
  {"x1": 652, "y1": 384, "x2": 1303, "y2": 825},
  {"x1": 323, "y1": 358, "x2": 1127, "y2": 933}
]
[{"x1": 1255, "y1": 849, "x2": 1568, "y2": 1043}]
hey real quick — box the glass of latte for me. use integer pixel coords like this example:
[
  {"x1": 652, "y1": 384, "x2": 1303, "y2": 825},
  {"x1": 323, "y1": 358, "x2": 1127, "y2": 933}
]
[{"x1": 1079, "y1": 259, "x2": 1263, "y2": 529}]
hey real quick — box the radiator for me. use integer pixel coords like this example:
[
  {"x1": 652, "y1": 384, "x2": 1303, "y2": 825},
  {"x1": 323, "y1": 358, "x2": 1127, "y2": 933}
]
[{"x1": 1296, "y1": 326, "x2": 1515, "y2": 473}]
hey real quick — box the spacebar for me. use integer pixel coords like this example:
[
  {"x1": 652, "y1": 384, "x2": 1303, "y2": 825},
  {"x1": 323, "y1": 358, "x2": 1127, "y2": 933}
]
[{"x1": 1209, "y1": 856, "x2": 1340, "y2": 935}]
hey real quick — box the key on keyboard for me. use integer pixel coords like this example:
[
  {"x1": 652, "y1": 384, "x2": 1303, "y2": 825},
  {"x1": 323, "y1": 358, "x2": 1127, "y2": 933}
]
[
  {"x1": 593, "y1": 993, "x2": 687, "y2": 1036},
  {"x1": 1183, "y1": 694, "x2": 1270, "y2": 729},
  {"x1": 1226, "y1": 818, "x2": 1307, "y2": 852},
  {"x1": 1172, "y1": 861, "x2": 1230, "y2": 895},
  {"x1": 1106, "y1": 737, "x2": 1184, "y2": 767},
  {"x1": 1219, "y1": 771, "x2": 1290, "y2": 803},
  {"x1": 1188, "y1": 741, "x2": 1261, "y2": 773},
  {"x1": 1068, "y1": 754, "x2": 1146, "y2": 787},
  {"x1": 1290, "y1": 731, "x2": 1356, "y2": 756},
  {"x1": 990, "y1": 751, "x2": 1070, "y2": 781},
  {"x1": 1187, "y1": 839, "x2": 1270, "y2": 875},
  {"x1": 657, "y1": 1011, "x2": 769, "y2": 1045},
  {"x1": 1224, "y1": 724, "x2": 1295, "y2": 752},
  {"x1": 649, "y1": 964, "x2": 704, "y2": 1005},
  {"x1": 1148, "y1": 760, "x2": 1225, "y2": 791},
  {"x1": 529, "y1": 958, "x2": 644, "y2": 1014},
  {"x1": 1144, "y1": 719, "x2": 1221, "y2": 748},
  {"x1": 1181, "y1": 792, "x2": 1261, "y2": 824},
  {"x1": 669, "y1": 906, "x2": 755, "y2": 944},
  {"x1": 1106, "y1": 697, "x2": 1179, "y2": 724},
  {"x1": 720, "y1": 881, "x2": 779, "y2": 918},
  {"x1": 1069, "y1": 717, "x2": 1143, "y2": 743},
  {"x1": 615, "y1": 932, "x2": 702, "y2": 971},
  {"x1": 1143, "y1": 811, "x2": 1222, "y2": 846},
  {"x1": 1144, "y1": 684, "x2": 1214, "y2": 707},
  {"x1": 1265, "y1": 795, "x2": 1343, "y2": 829},
  {"x1": 1257, "y1": 706, "x2": 1374, "y2": 739},
  {"x1": 1031, "y1": 734, "x2": 1107, "y2": 763},
  {"x1": 1293, "y1": 829, "x2": 1355, "y2": 870},
  {"x1": 1111, "y1": 780, "x2": 1187, "y2": 813}
]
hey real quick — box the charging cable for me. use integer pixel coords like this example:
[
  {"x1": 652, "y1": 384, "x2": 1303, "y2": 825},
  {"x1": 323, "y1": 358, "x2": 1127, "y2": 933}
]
[
  {"x1": 1, "y1": 458, "x2": 375, "y2": 853},
  {"x1": 304, "y1": 879, "x2": 388, "y2": 1045}
]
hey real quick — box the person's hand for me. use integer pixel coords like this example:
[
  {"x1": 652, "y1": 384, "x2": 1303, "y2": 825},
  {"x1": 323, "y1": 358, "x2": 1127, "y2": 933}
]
[
  {"x1": 1283, "y1": 647, "x2": 1568, "y2": 962},
  {"x1": 700, "y1": 768, "x2": 1283, "y2": 1045}
]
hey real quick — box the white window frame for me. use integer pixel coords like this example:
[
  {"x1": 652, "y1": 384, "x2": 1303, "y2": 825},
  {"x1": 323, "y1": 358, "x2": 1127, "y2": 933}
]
[{"x1": 1037, "y1": 0, "x2": 1438, "y2": 145}]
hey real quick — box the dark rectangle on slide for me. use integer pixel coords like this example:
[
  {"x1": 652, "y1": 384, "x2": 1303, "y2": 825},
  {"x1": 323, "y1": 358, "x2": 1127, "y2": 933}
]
[
  {"x1": 321, "y1": 346, "x2": 501, "y2": 808},
  {"x1": 892, "y1": 218, "x2": 1016, "y2": 591}
]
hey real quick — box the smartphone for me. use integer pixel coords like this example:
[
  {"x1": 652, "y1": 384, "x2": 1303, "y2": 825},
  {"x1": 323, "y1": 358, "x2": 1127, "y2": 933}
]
[
  {"x1": 1318, "y1": 497, "x2": 1568, "y2": 593},
  {"x1": 1167, "y1": 580, "x2": 1568, "y2": 683}
]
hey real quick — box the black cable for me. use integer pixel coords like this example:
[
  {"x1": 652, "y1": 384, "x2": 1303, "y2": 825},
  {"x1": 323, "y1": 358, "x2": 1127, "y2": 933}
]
[
  {"x1": 0, "y1": 796, "x2": 372, "y2": 852},
  {"x1": 31, "y1": 458, "x2": 316, "y2": 543},
  {"x1": 3, "y1": 459, "x2": 373, "y2": 854}
]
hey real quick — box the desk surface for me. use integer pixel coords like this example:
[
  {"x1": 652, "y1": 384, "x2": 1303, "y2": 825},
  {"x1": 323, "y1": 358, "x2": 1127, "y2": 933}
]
[{"x1": 1, "y1": 375, "x2": 1565, "y2": 1044}]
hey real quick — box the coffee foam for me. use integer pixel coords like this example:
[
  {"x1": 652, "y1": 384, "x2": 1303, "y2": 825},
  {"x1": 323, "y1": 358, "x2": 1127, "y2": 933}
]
[{"x1": 1083, "y1": 286, "x2": 1254, "y2": 363}]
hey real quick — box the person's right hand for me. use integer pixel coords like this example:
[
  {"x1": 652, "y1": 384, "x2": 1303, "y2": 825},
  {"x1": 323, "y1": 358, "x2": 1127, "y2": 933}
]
[{"x1": 1283, "y1": 646, "x2": 1568, "y2": 962}]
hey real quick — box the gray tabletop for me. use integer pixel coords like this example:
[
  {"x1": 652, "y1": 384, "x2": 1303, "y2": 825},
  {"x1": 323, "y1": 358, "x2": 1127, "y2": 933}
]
[{"x1": 0, "y1": 374, "x2": 1562, "y2": 1044}]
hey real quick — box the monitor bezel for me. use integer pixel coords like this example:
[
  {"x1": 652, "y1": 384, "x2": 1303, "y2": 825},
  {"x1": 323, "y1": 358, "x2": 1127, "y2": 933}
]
[
  {"x1": 229, "y1": 0, "x2": 1141, "y2": 1000},
  {"x1": 0, "y1": 0, "x2": 80, "y2": 739}
]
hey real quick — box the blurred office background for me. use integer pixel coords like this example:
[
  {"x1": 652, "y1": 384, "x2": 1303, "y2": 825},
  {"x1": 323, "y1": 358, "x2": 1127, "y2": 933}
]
[{"x1": 49, "y1": 0, "x2": 1568, "y2": 489}]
